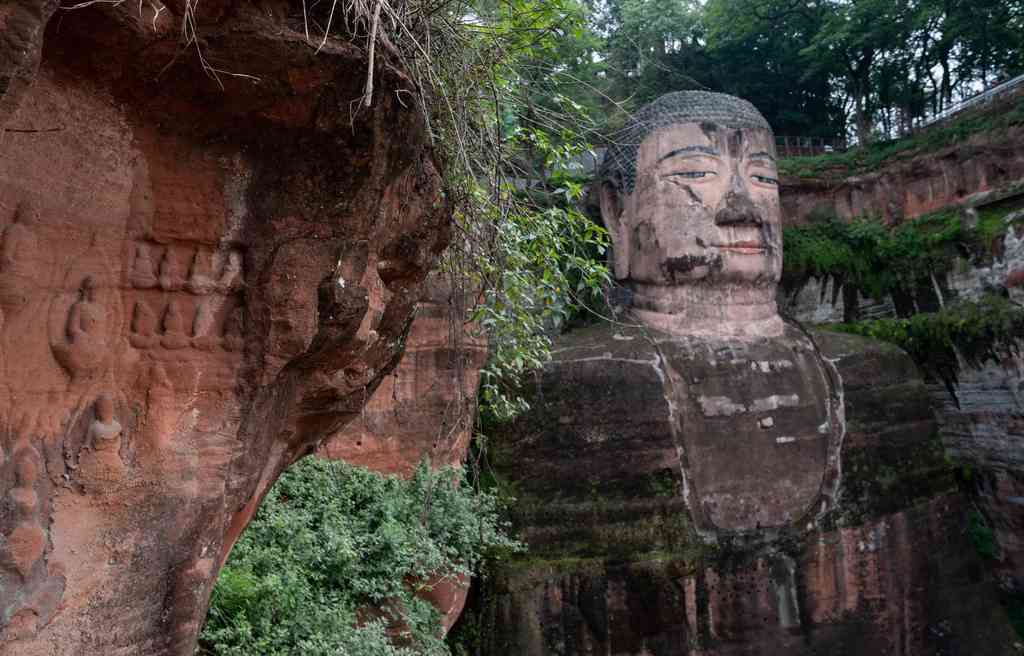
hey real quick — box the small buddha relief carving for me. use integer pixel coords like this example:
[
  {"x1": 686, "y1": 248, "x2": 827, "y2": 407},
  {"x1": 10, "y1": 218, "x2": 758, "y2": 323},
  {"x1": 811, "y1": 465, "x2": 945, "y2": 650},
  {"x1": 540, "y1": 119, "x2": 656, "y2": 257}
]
[
  {"x1": 191, "y1": 298, "x2": 220, "y2": 350},
  {"x1": 218, "y1": 250, "x2": 243, "y2": 294},
  {"x1": 0, "y1": 200, "x2": 41, "y2": 316},
  {"x1": 186, "y1": 248, "x2": 217, "y2": 295},
  {"x1": 161, "y1": 301, "x2": 190, "y2": 350},
  {"x1": 51, "y1": 276, "x2": 111, "y2": 381},
  {"x1": 1, "y1": 445, "x2": 46, "y2": 581},
  {"x1": 129, "y1": 300, "x2": 158, "y2": 349},
  {"x1": 0, "y1": 437, "x2": 66, "y2": 643},
  {"x1": 77, "y1": 394, "x2": 126, "y2": 482},
  {"x1": 129, "y1": 243, "x2": 158, "y2": 289},
  {"x1": 158, "y1": 249, "x2": 183, "y2": 292}
]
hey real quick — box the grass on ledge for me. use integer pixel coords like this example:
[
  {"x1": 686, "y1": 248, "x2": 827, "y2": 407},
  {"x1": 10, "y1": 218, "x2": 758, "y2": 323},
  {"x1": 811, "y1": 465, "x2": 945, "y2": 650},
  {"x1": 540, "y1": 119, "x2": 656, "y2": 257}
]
[{"x1": 779, "y1": 94, "x2": 1024, "y2": 180}]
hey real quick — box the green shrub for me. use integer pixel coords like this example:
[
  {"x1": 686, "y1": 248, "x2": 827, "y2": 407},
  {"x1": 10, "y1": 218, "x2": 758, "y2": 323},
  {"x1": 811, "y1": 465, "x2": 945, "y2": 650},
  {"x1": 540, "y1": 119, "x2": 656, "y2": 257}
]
[
  {"x1": 829, "y1": 295, "x2": 1024, "y2": 392},
  {"x1": 782, "y1": 209, "x2": 963, "y2": 300},
  {"x1": 1004, "y1": 592, "x2": 1024, "y2": 639},
  {"x1": 199, "y1": 458, "x2": 521, "y2": 655}
]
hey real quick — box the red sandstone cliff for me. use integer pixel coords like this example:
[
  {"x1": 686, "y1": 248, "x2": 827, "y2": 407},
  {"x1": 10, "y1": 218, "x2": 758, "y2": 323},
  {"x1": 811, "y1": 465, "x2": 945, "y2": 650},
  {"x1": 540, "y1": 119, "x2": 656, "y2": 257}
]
[
  {"x1": 319, "y1": 276, "x2": 486, "y2": 477},
  {"x1": 780, "y1": 98, "x2": 1024, "y2": 226},
  {"x1": 0, "y1": 2, "x2": 452, "y2": 653}
]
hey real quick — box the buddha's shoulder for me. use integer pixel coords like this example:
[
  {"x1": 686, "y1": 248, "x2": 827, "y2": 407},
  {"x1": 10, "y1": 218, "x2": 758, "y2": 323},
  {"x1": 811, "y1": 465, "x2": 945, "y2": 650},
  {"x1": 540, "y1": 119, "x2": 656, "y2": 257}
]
[
  {"x1": 549, "y1": 321, "x2": 659, "y2": 364},
  {"x1": 526, "y1": 322, "x2": 669, "y2": 418},
  {"x1": 806, "y1": 326, "x2": 924, "y2": 390},
  {"x1": 547, "y1": 321, "x2": 927, "y2": 390},
  {"x1": 548, "y1": 320, "x2": 816, "y2": 372},
  {"x1": 540, "y1": 322, "x2": 669, "y2": 394}
]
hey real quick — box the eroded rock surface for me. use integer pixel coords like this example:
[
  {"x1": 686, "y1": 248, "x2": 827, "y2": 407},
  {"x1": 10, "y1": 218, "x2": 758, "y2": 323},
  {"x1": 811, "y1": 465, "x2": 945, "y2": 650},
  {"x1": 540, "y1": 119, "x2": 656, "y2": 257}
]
[
  {"x1": 319, "y1": 277, "x2": 486, "y2": 477},
  {"x1": 936, "y1": 350, "x2": 1024, "y2": 594},
  {"x1": 0, "y1": 2, "x2": 449, "y2": 653}
]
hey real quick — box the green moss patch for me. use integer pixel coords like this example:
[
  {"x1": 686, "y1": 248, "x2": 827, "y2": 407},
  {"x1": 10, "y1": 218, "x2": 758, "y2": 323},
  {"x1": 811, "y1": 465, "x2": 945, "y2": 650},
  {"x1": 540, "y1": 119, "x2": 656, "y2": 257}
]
[{"x1": 782, "y1": 208, "x2": 965, "y2": 301}]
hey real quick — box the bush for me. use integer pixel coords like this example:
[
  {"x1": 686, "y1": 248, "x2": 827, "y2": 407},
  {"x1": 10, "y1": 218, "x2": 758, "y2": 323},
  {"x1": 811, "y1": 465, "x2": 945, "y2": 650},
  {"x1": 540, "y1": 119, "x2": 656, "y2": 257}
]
[
  {"x1": 829, "y1": 294, "x2": 1024, "y2": 394},
  {"x1": 782, "y1": 210, "x2": 963, "y2": 301},
  {"x1": 199, "y1": 458, "x2": 521, "y2": 655}
]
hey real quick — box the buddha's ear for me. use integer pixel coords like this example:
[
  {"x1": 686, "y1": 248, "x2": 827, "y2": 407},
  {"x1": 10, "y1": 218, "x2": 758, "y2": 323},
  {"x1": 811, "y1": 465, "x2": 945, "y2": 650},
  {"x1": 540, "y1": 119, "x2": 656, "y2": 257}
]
[{"x1": 599, "y1": 180, "x2": 630, "y2": 280}]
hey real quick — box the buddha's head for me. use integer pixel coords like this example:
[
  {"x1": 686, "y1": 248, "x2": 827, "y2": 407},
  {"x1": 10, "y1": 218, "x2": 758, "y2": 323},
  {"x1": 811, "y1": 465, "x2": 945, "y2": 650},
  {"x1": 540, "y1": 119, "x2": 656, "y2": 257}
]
[{"x1": 600, "y1": 91, "x2": 783, "y2": 336}]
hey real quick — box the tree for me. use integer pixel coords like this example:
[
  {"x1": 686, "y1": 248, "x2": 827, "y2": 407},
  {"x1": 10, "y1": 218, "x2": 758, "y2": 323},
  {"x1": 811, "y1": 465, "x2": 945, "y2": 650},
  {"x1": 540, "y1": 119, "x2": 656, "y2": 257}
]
[
  {"x1": 703, "y1": 0, "x2": 844, "y2": 137},
  {"x1": 600, "y1": 0, "x2": 711, "y2": 111}
]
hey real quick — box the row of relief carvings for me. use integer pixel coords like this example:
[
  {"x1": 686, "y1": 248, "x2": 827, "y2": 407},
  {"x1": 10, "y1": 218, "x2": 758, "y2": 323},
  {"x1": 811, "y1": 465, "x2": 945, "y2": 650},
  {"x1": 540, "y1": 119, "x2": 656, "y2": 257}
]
[
  {"x1": 43, "y1": 266, "x2": 245, "y2": 384},
  {"x1": 130, "y1": 297, "x2": 245, "y2": 352},
  {"x1": 131, "y1": 242, "x2": 242, "y2": 295}
]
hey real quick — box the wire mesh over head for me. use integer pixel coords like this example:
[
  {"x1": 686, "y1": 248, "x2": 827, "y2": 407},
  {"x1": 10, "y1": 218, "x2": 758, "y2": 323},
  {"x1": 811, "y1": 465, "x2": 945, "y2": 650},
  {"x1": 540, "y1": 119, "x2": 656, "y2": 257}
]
[{"x1": 601, "y1": 91, "x2": 773, "y2": 193}]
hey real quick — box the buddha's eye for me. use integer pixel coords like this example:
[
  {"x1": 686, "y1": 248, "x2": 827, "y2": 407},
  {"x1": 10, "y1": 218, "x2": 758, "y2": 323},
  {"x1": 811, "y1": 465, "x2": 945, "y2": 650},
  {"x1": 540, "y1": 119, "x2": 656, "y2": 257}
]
[
  {"x1": 668, "y1": 171, "x2": 715, "y2": 180},
  {"x1": 752, "y1": 174, "x2": 778, "y2": 185}
]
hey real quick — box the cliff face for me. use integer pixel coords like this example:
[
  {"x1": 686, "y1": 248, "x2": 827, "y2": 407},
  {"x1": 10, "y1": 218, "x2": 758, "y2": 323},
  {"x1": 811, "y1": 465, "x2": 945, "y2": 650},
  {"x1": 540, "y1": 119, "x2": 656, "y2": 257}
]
[
  {"x1": 470, "y1": 324, "x2": 1016, "y2": 655},
  {"x1": 0, "y1": 2, "x2": 450, "y2": 653},
  {"x1": 319, "y1": 277, "x2": 486, "y2": 477},
  {"x1": 780, "y1": 166, "x2": 1024, "y2": 601},
  {"x1": 780, "y1": 119, "x2": 1024, "y2": 226},
  {"x1": 318, "y1": 276, "x2": 487, "y2": 632},
  {"x1": 936, "y1": 351, "x2": 1024, "y2": 593}
]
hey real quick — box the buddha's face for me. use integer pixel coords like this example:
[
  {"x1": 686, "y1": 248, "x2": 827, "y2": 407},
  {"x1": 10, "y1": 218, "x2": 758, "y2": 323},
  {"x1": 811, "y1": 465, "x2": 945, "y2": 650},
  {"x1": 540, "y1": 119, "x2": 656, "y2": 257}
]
[{"x1": 602, "y1": 122, "x2": 782, "y2": 289}]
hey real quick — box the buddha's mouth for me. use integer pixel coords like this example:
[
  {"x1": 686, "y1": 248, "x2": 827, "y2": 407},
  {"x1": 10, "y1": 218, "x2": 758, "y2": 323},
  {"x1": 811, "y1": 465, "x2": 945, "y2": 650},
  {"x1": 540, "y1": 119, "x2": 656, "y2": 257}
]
[{"x1": 713, "y1": 241, "x2": 765, "y2": 254}]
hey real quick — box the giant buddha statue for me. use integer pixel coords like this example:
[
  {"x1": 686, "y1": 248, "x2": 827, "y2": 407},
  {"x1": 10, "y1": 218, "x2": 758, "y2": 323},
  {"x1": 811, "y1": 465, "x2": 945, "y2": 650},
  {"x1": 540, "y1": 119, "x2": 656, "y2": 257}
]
[
  {"x1": 596, "y1": 92, "x2": 840, "y2": 535},
  {"x1": 474, "y1": 92, "x2": 1016, "y2": 655}
]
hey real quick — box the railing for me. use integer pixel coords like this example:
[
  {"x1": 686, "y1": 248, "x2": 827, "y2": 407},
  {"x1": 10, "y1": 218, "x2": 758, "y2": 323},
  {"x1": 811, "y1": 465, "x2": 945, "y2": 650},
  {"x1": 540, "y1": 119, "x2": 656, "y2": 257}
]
[
  {"x1": 775, "y1": 136, "x2": 848, "y2": 157},
  {"x1": 914, "y1": 72, "x2": 1024, "y2": 131}
]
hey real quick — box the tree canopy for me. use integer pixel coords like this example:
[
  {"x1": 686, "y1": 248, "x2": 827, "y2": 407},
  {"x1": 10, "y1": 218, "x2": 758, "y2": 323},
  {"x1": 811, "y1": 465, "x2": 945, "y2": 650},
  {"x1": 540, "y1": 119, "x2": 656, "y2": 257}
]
[{"x1": 538, "y1": 0, "x2": 1024, "y2": 143}]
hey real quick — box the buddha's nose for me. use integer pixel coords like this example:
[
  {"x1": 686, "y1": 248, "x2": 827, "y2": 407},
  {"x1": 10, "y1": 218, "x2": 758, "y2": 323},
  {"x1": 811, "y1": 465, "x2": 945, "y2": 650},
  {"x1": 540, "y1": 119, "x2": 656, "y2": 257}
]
[{"x1": 714, "y1": 190, "x2": 763, "y2": 226}]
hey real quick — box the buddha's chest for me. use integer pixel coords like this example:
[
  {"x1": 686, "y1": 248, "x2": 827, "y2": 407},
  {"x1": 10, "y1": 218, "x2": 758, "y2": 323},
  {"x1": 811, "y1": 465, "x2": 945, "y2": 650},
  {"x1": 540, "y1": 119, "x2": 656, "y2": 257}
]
[{"x1": 655, "y1": 327, "x2": 840, "y2": 533}]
